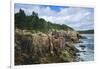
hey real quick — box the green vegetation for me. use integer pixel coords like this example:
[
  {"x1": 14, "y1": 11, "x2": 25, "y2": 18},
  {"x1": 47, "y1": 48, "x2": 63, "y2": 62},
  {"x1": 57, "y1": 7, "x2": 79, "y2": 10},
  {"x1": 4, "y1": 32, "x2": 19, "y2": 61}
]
[
  {"x1": 78, "y1": 29, "x2": 94, "y2": 34},
  {"x1": 15, "y1": 9, "x2": 81, "y2": 65},
  {"x1": 15, "y1": 9, "x2": 73, "y2": 32}
]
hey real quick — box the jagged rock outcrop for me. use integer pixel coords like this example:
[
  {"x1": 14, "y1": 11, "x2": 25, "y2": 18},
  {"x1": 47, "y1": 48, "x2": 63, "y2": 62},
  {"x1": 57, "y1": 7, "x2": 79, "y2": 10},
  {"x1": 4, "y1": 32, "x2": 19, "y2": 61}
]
[{"x1": 15, "y1": 29, "x2": 80, "y2": 65}]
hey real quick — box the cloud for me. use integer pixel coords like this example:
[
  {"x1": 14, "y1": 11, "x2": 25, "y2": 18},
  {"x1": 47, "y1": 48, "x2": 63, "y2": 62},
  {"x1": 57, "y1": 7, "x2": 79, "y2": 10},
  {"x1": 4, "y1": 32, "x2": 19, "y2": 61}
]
[{"x1": 15, "y1": 4, "x2": 94, "y2": 30}]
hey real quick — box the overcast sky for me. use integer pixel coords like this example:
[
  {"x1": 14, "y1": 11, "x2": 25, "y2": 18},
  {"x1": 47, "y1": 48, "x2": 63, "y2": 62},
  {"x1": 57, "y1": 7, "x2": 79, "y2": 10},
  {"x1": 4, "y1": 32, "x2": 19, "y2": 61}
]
[{"x1": 15, "y1": 3, "x2": 94, "y2": 31}]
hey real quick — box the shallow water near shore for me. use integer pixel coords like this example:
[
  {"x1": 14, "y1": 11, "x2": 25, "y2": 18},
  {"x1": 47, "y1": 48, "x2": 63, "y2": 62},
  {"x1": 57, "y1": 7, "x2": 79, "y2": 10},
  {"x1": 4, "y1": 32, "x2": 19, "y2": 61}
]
[{"x1": 75, "y1": 34, "x2": 94, "y2": 61}]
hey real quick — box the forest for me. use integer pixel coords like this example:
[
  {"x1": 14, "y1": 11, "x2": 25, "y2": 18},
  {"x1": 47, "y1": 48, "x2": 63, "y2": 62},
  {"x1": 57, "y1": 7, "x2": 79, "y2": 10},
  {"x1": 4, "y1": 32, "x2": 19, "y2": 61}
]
[{"x1": 15, "y1": 9, "x2": 73, "y2": 32}]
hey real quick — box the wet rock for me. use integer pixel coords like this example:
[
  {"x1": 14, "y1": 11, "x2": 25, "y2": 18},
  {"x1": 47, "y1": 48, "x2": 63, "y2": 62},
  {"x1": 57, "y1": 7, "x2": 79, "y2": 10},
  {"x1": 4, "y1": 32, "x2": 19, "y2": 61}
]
[
  {"x1": 79, "y1": 45, "x2": 86, "y2": 50},
  {"x1": 76, "y1": 54, "x2": 80, "y2": 56},
  {"x1": 79, "y1": 35, "x2": 87, "y2": 39},
  {"x1": 78, "y1": 40, "x2": 83, "y2": 43},
  {"x1": 79, "y1": 51, "x2": 86, "y2": 52}
]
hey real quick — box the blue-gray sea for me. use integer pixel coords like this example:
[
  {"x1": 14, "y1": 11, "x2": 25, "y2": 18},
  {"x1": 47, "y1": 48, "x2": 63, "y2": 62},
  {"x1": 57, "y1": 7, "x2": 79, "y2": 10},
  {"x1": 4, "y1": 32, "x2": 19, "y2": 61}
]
[{"x1": 75, "y1": 34, "x2": 94, "y2": 61}]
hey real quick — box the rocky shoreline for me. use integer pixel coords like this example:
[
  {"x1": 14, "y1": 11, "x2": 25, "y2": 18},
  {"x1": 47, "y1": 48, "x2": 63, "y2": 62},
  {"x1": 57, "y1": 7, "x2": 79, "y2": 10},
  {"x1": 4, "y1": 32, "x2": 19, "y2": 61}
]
[{"x1": 15, "y1": 28, "x2": 84, "y2": 65}]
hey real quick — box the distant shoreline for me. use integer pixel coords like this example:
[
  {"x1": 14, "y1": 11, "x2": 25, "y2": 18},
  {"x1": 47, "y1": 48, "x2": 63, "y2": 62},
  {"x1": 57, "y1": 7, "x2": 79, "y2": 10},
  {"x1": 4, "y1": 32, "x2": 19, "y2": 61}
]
[{"x1": 77, "y1": 30, "x2": 94, "y2": 34}]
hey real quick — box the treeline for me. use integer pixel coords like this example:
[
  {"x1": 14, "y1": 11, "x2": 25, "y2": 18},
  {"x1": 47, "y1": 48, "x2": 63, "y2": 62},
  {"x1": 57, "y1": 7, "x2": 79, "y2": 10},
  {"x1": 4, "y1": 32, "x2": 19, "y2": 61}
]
[
  {"x1": 15, "y1": 9, "x2": 73, "y2": 33},
  {"x1": 78, "y1": 29, "x2": 94, "y2": 34}
]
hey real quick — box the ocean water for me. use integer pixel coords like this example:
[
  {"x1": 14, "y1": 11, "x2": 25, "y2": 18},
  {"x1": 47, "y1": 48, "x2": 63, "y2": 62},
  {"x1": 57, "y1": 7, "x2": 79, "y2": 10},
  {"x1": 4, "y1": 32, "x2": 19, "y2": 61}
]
[{"x1": 75, "y1": 34, "x2": 94, "y2": 61}]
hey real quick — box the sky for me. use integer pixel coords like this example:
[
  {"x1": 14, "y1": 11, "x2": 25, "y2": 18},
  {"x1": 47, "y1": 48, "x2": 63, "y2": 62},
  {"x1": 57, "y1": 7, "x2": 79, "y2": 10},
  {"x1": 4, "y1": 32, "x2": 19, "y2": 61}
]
[{"x1": 15, "y1": 3, "x2": 94, "y2": 31}]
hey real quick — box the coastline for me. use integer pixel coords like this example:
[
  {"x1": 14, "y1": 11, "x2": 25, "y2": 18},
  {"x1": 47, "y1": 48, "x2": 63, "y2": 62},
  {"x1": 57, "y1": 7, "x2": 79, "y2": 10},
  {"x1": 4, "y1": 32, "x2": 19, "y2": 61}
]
[{"x1": 15, "y1": 28, "x2": 82, "y2": 65}]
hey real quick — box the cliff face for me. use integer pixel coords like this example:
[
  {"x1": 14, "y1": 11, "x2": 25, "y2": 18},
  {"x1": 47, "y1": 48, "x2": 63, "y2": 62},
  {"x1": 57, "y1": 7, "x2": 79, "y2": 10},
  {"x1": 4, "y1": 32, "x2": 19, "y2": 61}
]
[{"x1": 15, "y1": 29, "x2": 80, "y2": 65}]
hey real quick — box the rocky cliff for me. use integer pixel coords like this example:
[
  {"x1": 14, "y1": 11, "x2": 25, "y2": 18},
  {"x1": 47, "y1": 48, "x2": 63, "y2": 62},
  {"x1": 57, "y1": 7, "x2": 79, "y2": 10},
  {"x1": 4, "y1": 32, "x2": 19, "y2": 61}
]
[{"x1": 15, "y1": 29, "x2": 81, "y2": 65}]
